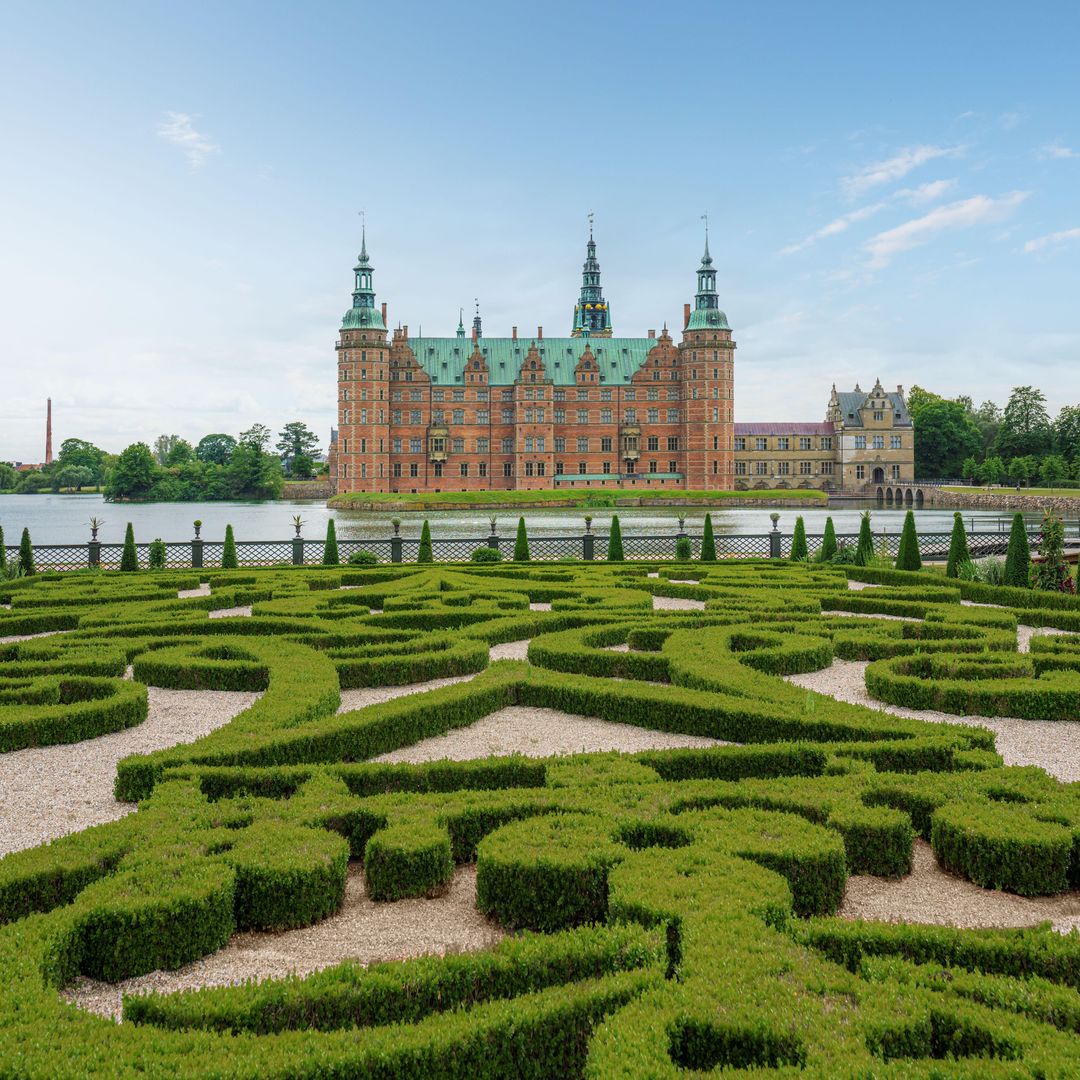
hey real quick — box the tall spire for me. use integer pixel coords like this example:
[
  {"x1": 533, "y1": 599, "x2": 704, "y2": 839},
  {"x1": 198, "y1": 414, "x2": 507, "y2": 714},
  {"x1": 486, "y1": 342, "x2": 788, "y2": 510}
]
[
  {"x1": 472, "y1": 298, "x2": 482, "y2": 340},
  {"x1": 341, "y1": 221, "x2": 385, "y2": 330},
  {"x1": 456, "y1": 308, "x2": 466, "y2": 338},
  {"x1": 685, "y1": 222, "x2": 730, "y2": 331},
  {"x1": 571, "y1": 214, "x2": 612, "y2": 337}
]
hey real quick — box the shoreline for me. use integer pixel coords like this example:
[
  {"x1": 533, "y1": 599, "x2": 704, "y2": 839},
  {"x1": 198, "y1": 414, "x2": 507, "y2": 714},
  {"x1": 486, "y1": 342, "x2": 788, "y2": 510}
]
[{"x1": 327, "y1": 491, "x2": 829, "y2": 512}]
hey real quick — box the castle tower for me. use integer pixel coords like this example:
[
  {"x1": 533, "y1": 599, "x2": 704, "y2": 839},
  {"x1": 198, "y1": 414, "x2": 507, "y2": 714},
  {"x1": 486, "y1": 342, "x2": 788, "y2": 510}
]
[
  {"x1": 680, "y1": 224, "x2": 735, "y2": 489},
  {"x1": 570, "y1": 221, "x2": 612, "y2": 337},
  {"x1": 45, "y1": 398, "x2": 53, "y2": 465},
  {"x1": 335, "y1": 226, "x2": 390, "y2": 495}
]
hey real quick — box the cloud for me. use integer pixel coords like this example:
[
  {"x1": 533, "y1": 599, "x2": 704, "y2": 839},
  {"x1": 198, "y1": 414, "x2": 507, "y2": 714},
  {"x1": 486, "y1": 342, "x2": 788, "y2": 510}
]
[
  {"x1": 156, "y1": 112, "x2": 219, "y2": 168},
  {"x1": 780, "y1": 202, "x2": 886, "y2": 255},
  {"x1": 1024, "y1": 227, "x2": 1080, "y2": 253},
  {"x1": 864, "y1": 192, "x2": 1030, "y2": 268},
  {"x1": 895, "y1": 178, "x2": 957, "y2": 204},
  {"x1": 999, "y1": 110, "x2": 1026, "y2": 131},
  {"x1": 1040, "y1": 140, "x2": 1077, "y2": 160},
  {"x1": 841, "y1": 145, "x2": 962, "y2": 197}
]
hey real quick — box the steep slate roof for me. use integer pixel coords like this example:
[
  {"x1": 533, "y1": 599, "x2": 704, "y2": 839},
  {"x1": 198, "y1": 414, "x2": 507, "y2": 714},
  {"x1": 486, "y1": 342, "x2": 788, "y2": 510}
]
[
  {"x1": 735, "y1": 423, "x2": 833, "y2": 436},
  {"x1": 835, "y1": 391, "x2": 912, "y2": 428},
  {"x1": 408, "y1": 336, "x2": 660, "y2": 386}
]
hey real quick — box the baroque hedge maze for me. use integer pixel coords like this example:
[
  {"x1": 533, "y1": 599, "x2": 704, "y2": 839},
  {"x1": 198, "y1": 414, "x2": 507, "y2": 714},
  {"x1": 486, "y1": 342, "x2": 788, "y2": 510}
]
[{"x1": 1, "y1": 559, "x2": 1079, "y2": 1077}]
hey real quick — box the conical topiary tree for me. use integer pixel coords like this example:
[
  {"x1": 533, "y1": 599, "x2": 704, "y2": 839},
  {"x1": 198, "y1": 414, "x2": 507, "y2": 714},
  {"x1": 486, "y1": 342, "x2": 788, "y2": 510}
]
[
  {"x1": 855, "y1": 511, "x2": 874, "y2": 567},
  {"x1": 790, "y1": 516, "x2": 808, "y2": 561},
  {"x1": 945, "y1": 513, "x2": 970, "y2": 578},
  {"x1": 895, "y1": 510, "x2": 922, "y2": 571},
  {"x1": 513, "y1": 517, "x2": 530, "y2": 561},
  {"x1": 18, "y1": 527, "x2": 34, "y2": 576},
  {"x1": 817, "y1": 517, "x2": 838, "y2": 563},
  {"x1": 1003, "y1": 512, "x2": 1031, "y2": 588},
  {"x1": 221, "y1": 524, "x2": 238, "y2": 569},
  {"x1": 607, "y1": 515, "x2": 624, "y2": 562},
  {"x1": 120, "y1": 522, "x2": 138, "y2": 572},
  {"x1": 323, "y1": 518, "x2": 339, "y2": 565},
  {"x1": 700, "y1": 513, "x2": 716, "y2": 562},
  {"x1": 417, "y1": 520, "x2": 433, "y2": 563}
]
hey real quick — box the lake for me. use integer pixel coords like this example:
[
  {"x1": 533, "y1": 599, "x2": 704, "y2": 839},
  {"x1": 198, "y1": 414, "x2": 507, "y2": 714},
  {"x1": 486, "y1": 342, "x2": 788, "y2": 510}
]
[{"x1": 0, "y1": 493, "x2": 1051, "y2": 547}]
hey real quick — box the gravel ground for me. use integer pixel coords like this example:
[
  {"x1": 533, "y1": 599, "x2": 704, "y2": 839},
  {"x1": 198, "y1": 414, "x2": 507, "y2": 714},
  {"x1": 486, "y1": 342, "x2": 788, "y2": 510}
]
[
  {"x1": 489, "y1": 640, "x2": 531, "y2": 661},
  {"x1": 338, "y1": 674, "x2": 478, "y2": 713},
  {"x1": 528, "y1": 602, "x2": 551, "y2": 611},
  {"x1": 845, "y1": 581, "x2": 881, "y2": 591},
  {"x1": 652, "y1": 595, "x2": 705, "y2": 611},
  {"x1": 370, "y1": 705, "x2": 729, "y2": 764},
  {"x1": 0, "y1": 629, "x2": 65, "y2": 644},
  {"x1": 178, "y1": 583, "x2": 211, "y2": 599},
  {"x1": 827, "y1": 610, "x2": 920, "y2": 622},
  {"x1": 208, "y1": 605, "x2": 253, "y2": 618},
  {"x1": 64, "y1": 864, "x2": 503, "y2": 1021},
  {"x1": 785, "y1": 658, "x2": 1080, "y2": 782},
  {"x1": 841, "y1": 840, "x2": 1080, "y2": 932},
  {"x1": 1016, "y1": 624, "x2": 1072, "y2": 653},
  {"x1": 0, "y1": 687, "x2": 260, "y2": 856}
]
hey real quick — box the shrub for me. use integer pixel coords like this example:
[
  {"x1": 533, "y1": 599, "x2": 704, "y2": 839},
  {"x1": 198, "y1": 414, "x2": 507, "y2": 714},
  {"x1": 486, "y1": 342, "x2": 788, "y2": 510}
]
[
  {"x1": 607, "y1": 515, "x2": 624, "y2": 562},
  {"x1": 417, "y1": 520, "x2": 433, "y2": 563},
  {"x1": 119, "y1": 523, "x2": 138, "y2": 572},
  {"x1": 817, "y1": 517, "x2": 837, "y2": 563},
  {"x1": 895, "y1": 510, "x2": 922, "y2": 571},
  {"x1": 322, "y1": 519, "x2": 339, "y2": 566},
  {"x1": 148, "y1": 539, "x2": 167, "y2": 571},
  {"x1": 221, "y1": 524, "x2": 238, "y2": 570},
  {"x1": 855, "y1": 511, "x2": 874, "y2": 566},
  {"x1": 700, "y1": 513, "x2": 716, "y2": 562},
  {"x1": 790, "y1": 516, "x2": 808, "y2": 561},
  {"x1": 675, "y1": 536, "x2": 692, "y2": 561},
  {"x1": 347, "y1": 550, "x2": 378, "y2": 566},
  {"x1": 1033, "y1": 512, "x2": 1074, "y2": 594},
  {"x1": 945, "y1": 513, "x2": 970, "y2": 578},
  {"x1": 471, "y1": 547, "x2": 503, "y2": 563},
  {"x1": 513, "y1": 517, "x2": 530, "y2": 562},
  {"x1": 1003, "y1": 513, "x2": 1031, "y2": 588},
  {"x1": 973, "y1": 556, "x2": 1006, "y2": 585}
]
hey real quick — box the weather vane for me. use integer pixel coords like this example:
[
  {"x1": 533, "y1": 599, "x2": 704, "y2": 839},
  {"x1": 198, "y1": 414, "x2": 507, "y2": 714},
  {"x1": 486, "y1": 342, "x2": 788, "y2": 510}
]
[
  {"x1": 588, "y1": 210, "x2": 594, "y2": 238},
  {"x1": 701, "y1": 211, "x2": 709, "y2": 238}
]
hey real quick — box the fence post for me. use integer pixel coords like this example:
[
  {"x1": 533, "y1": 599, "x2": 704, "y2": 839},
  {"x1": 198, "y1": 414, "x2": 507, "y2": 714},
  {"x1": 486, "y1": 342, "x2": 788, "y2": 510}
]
[
  {"x1": 769, "y1": 513, "x2": 781, "y2": 559},
  {"x1": 191, "y1": 538, "x2": 203, "y2": 569},
  {"x1": 292, "y1": 537, "x2": 304, "y2": 565},
  {"x1": 87, "y1": 540, "x2": 100, "y2": 569},
  {"x1": 583, "y1": 533, "x2": 594, "y2": 560},
  {"x1": 391, "y1": 536, "x2": 403, "y2": 563},
  {"x1": 487, "y1": 531, "x2": 499, "y2": 551}
]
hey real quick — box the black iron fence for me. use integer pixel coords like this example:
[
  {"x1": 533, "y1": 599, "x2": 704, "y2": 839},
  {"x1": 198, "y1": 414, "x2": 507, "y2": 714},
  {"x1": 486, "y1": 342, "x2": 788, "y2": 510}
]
[{"x1": 4, "y1": 522, "x2": 1071, "y2": 572}]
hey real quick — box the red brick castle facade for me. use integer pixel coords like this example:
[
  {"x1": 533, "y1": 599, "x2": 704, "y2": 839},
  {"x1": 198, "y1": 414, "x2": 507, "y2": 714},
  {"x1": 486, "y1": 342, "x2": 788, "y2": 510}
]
[{"x1": 331, "y1": 228, "x2": 735, "y2": 495}]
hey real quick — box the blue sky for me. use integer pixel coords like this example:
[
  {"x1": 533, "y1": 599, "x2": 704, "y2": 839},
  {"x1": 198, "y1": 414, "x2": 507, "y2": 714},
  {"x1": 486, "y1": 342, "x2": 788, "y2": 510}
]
[{"x1": 1, "y1": 0, "x2": 1078, "y2": 461}]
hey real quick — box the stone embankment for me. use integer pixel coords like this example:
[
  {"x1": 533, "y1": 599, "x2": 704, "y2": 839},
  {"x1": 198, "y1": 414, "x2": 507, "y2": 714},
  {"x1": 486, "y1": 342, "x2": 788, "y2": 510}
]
[
  {"x1": 327, "y1": 495, "x2": 824, "y2": 512},
  {"x1": 923, "y1": 487, "x2": 1080, "y2": 514},
  {"x1": 280, "y1": 481, "x2": 332, "y2": 500}
]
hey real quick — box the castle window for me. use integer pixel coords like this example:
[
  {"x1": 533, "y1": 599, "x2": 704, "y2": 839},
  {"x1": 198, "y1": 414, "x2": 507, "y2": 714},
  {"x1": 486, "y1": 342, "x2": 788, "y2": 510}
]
[
  {"x1": 735, "y1": 461, "x2": 747, "y2": 476},
  {"x1": 602, "y1": 461, "x2": 611, "y2": 474},
  {"x1": 667, "y1": 436, "x2": 679, "y2": 452},
  {"x1": 777, "y1": 437, "x2": 789, "y2": 450},
  {"x1": 872, "y1": 436, "x2": 884, "y2": 450},
  {"x1": 410, "y1": 437, "x2": 421, "y2": 453},
  {"x1": 755, "y1": 462, "x2": 768, "y2": 476},
  {"x1": 433, "y1": 462, "x2": 443, "y2": 477},
  {"x1": 460, "y1": 463, "x2": 469, "y2": 477},
  {"x1": 777, "y1": 462, "x2": 790, "y2": 476},
  {"x1": 410, "y1": 463, "x2": 418, "y2": 477},
  {"x1": 502, "y1": 438, "x2": 513, "y2": 453},
  {"x1": 479, "y1": 462, "x2": 488, "y2": 477},
  {"x1": 891, "y1": 464, "x2": 901, "y2": 479},
  {"x1": 822, "y1": 436, "x2": 833, "y2": 450},
  {"x1": 525, "y1": 462, "x2": 534, "y2": 477},
  {"x1": 452, "y1": 438, "x2": 465, "y2": 453},
  {"x1": 647, "y1": 436, "x2": 659, "y2": 451},
  {"x1": 891, "y1": 436, "x2": 902, "y2": 449},
  {"x1": 601, "y1": 436, "x2": 612, "y2": 452},
  {"x1": 503, "y1": 462, "x2": 513, "y2": 477},
  {"x1": 854, "y1": 436, "x2": 867, "y2": 449},
  {"x1": 577, "y1": 437, "x2": 588, "y2": 452},
  {"x1": 555, "y1": 437, "x2": 566, "y2": 452},
  {"x1": 393, "y1": 462, "x2": 402, "y2": 477},
  {"x1": 649, "y1": 460, "x2": 657, "y2": 473},
  {"x1": 800, "y1": 437, "x2": 811, "y2": 450},
  {"x1": 756, "y1": 438, "x2": 767, "y2": 451},
  {"x1": 873, "y1": 411, "x2": 884, "y2": 421},
  {"x1": 648, "y1": 408, "x2": 658, "y2": 423},
  {"x1": 800, "y1": 461, "x2": 812, "y2": 475},
  {"x1": 667, "y1": 409, "x2": 679, "y2": 423},
  {"x1": 601, "y1": 408, "x2": 613, "y2": 424},
  {"x1": 734, "y1": 437, "x2": 745, "y2": 450}
]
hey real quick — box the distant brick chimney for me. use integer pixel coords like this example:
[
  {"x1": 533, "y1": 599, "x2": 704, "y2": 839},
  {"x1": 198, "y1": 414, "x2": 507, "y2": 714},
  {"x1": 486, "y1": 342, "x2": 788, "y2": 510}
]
[
  {"x1": 683, "y1": 304, "x2": 691, "y2": 329},
  {"x1": 381, "y1": 302, "x2": 387, "y2": 325},
  {"x1": 402, "y1": 325, "x2": 409, "y2": 341},
  {"x1": 512, "y1": 326, "x2": 518, "y2": 341},
  {"x1": 647, "y1": 329, "x2": 655, "y2": 339},
  {"x1": 537, "y1": 326, "x2": 543, "y2": 341}
]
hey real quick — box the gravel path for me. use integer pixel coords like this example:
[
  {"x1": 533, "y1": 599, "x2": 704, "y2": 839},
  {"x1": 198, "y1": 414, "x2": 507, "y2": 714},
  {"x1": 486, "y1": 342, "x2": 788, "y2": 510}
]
[
  {"x1": 785, "y1": 658, "x2": 1080, "y2": 782},
  {"x1": 846, "y1": 580, "x2": 881, "y2": 591},
  {"x1": 64, "y1": 864, "x2": 502, "y2": 1021},
  {"x1": 0, "y1": 687, "x2": 260, "y2": 856},
  {"x1": 489, "y1": 640, "x2": 531, "y2": 661},
  {"x1": 370, "y1": 705, "x2": 729, "y2": 764},
  {"x1": 529, "y1": 602, "x2": 551, "y2": 611},
  {"x1": 0, "y1": 629, "x2": 65, "y2": 644},
  {"x1": 841, "y1": 840, "x2": 1080, "y2": 932},
  {"x1": 178, "y1": 583, "x2": 211, "y2": 599},
  {"x1": 652, "y1": 595, "x2": 705, "y2": 611},
  {"x1": 1016, "y1": 624, "x2": 1072, "y2": 653},
  {"x1": 338, "y1": 675, "x2": 478, "y2": 713},
  {"x1": 209, "y1": 605, "x2": 253, "y2": 619}
]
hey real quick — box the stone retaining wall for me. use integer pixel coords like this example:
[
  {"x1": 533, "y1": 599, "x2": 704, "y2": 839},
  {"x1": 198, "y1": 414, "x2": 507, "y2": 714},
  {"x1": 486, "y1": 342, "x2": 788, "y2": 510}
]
[{"x1": 923, "y1": 487, "x2": 1080, "y2": 515}]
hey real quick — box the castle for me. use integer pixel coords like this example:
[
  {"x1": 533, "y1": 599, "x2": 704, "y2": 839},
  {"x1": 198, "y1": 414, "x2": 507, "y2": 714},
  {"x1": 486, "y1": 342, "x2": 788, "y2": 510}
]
[
  {"x1": 330, "y1": 229, "x2": 913, "y2": 496},
  {"x1": 331, "y1": 229, "x2": 735, "y2": 495}
]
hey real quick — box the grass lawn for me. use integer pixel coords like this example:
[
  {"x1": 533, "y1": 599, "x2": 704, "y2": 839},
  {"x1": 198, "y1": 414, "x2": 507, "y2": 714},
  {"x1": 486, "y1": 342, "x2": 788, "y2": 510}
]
[
  {"x1": 941, "y1": 485, "x2": 1080, "y2": 498},
  {"x1": 329, "y1": 488, "x2": 828, "y2": 510}
]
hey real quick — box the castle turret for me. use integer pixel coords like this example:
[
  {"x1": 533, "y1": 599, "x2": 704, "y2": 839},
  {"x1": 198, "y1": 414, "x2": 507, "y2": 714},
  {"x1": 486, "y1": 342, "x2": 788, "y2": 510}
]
[
  {"x1": 571, "y1": 221, "x2": 612, "y2": 337},
  {"x1": 341, "y1": 226, "x2": 385, "y2": 330},
  {"x1": 686, "y1": 229, "x2": 730, "y2": 330}
]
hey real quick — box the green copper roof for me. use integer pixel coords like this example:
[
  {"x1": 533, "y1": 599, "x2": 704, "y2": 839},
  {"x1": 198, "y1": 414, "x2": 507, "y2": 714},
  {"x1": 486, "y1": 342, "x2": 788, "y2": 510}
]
[
  {"x1": 408, "y1": 336, "x2": 662, "y2": 386},
  {"x1": 342, "y1": 305, "x2": 386, "y2": 330},
  {"x1": 686, "y1": 308, "x2": 729, "y2": 330}
]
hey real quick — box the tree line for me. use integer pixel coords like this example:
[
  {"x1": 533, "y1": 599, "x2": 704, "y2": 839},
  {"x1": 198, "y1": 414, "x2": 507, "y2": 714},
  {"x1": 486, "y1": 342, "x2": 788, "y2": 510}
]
[
  {"x1": 908, "y1": 385, "x2": 1079, "y2": 487},
  {"x1": 1, "y1": 421, "x2": 324, "y2": 502}
]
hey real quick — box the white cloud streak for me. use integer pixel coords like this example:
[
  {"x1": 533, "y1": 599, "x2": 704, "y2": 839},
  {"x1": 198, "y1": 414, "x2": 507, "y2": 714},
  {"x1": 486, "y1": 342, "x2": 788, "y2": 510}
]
[
  {"x1": 780, "y1": 203, "x2": 885, "y2": 255},
  {"x1": 1024, "y1": 227, "x2": 1080, "y2": 253},
  {"x1": 1041, "y1": 140, "x2": 1077, "y2": 160},
  {"x1": 841, "y1": 145, "x2": 962, "y2": 197},
  {"x1": 895, "y1": 178, "x2": 957, "y2": 204},
  {"x1": 864, "y1": 192, "x2": 1030, "y2": 268},
  {"x1": 157, "y1": 112, "x2": 219, "y2": 168}
]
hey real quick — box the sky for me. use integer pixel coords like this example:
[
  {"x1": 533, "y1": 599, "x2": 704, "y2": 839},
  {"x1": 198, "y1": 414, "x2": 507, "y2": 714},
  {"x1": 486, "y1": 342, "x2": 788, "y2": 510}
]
[{"x1": 1, "y1": 0, "x2": 1078, "y2": 462}]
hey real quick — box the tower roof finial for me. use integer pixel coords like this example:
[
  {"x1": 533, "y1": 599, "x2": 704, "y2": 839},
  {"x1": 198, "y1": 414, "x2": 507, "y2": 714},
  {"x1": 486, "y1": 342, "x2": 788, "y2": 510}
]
[
  {"x1": 358, "y1": 210, "x2": 368, "y2": 261},
  {"x1": 700, "y1": 212, "x2": 711, "y2": 264},
  {"x1": 588, "y1": 210, "x2": 594, "y2": 240}
]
